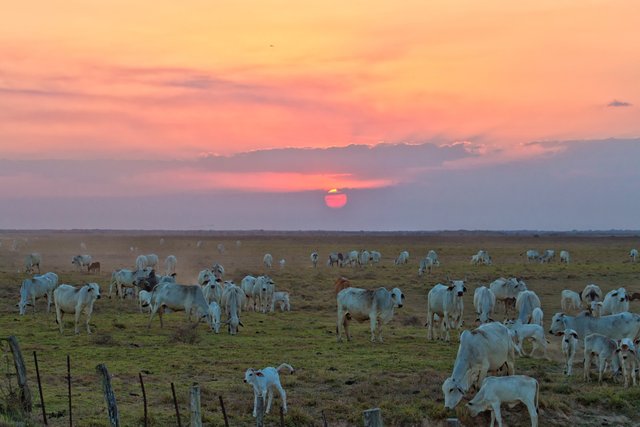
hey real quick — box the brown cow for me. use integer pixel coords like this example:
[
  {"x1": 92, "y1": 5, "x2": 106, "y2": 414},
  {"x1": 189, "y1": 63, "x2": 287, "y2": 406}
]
[
  {"x1": 334, "y1": 277, "x2": 351, "y2": 295},
  {"x1": 88, "y1": 262, "x2": 101, "y2": 274}
]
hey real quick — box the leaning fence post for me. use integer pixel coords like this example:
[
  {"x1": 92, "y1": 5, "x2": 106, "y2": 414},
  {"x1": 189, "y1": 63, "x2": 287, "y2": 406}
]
[
  {"x1": 171, "y1": 382, "x2": 182, "y2": 427},
  {"x1": 446, "y1": 418, "x2": 461, "y2": 427},
  {"x1": 139, "y1": 373, "x2": 148, "y2": 427},
  {"x1": 219, "y1": 395, "x2": 229, "y2": 427},
  {"x1": 255, "y1": 395, "x2": 264, "y2": 427},
  {"x1": 190, "y1": 383, "x2": 202, "y2": 427},
  {"x1": 67, "y1": 354, "x2": 72, "y2": 427},
  {"x1": 96, "y1": 364, "x2": 120, "y2": 427},
  {"x1": 363, "y1": 407, "x2": 383, "y2": 427},
  {"x1": 33, "y1": 351, "x2": 47, "y2": 425},
  {"x1": 321, "y1": 409, "x2": 328, "y2": 427},
  {"x1": 7, "y1": 336, "x2": 32, "y2": 413}
]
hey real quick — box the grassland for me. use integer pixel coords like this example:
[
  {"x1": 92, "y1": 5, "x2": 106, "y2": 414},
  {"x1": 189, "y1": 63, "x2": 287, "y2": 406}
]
[{"x1": 0, "y1": 230, "x2": 639, "y2": 426}]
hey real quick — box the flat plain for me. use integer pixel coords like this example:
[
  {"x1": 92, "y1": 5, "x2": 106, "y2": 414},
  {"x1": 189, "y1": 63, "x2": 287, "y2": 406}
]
[{"x1": 1, "y1": 230, "x2": 639, "y2": 426}]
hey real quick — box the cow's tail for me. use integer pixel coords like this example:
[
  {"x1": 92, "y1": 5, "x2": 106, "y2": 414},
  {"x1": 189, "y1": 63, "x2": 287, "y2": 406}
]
[
  {"x1": 535, "y1": 379, "x2": 539, "y2": 413},
  {"x1": 277, "y1": 363, "x2": 295, "y2": 375}
]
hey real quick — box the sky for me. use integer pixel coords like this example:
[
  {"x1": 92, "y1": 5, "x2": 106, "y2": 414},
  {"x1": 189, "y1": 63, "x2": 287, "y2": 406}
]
[{"x1": 0, "y1": 1, "x2": 639, "y2": 230}]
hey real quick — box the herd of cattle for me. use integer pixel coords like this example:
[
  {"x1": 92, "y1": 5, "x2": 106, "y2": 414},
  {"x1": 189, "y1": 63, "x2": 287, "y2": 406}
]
[{"x1": 13, "y1": 245, "x2": 640, "y2": 424}]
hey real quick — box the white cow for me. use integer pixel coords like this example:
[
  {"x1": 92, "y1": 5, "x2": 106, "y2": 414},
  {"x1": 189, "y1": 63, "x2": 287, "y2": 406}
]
[
  {"x1": 617, "y1": 338, "x2": 638, "y2": 388},
  {"x1": 71, "y1": 254, "x2": 92, "y2": 271},
  {"x1": 110, "y1": 269, "x2": 142, "y2": 299},
  {"x1": 279, "y1": 259, "x2": 286, "y2": 269},
  {"x1": 145, "y1": 254, "x2": 159, "y2": 269},
  {"x1": 505, "y1": 320, "x2": 548, "y2": 359},
  {"x1": 135, "y1": 255, "x2": 148, "y2": 270},
  {"x1": 198, "y1": 269, "x2": 214, "y2": 286},
  {"x1": 359, "y1": 250, "x2": 370, "y2": 266},
  {"x1": 208, "y1": 301, "x2": 222, "y2": 333},
  {"x1": 241, "y1": 275, "x2": 257, "y2": 311},
  {"x1": 243, "y1": 363, "x2": 294, "y2": 417},
  {"x1": 54, "y1": 283, "x2": 101, "y2": 335},
  {"x1": 418, "y1": 257, "x2": 435, "y2": 276},
  {"x1": 164, "y1": 255, "x2": 177, "y2": 275},
  {"x1": 327, "y1": 252, "x2": 341, "y2": 267},
  {"x1": 471, "y1": 250, "x2": 491, "y2": 265},
  {"x1": 589, "y1": 301, "x2": 603, "y2": 318},
  {"x1": 630, "y1": 249, "x2": 638, "y2": 263},
  {"x1": 442, "y1": 322, "x2": 516, "y2": 409},
  {"x1": 24, "y1": 253, "x2": 42, "y2": 274},
  {"x1": 394, "y1": 251, "x2": 409, "y2": 265},
  {"x1": 147, "y1": 284, "x2": 212, "y2": 329},
  {"x1": 310, "y1": 252, "x2": 319, "y2": 268},
  {"x1": 560, "y1": 250, "x2": 570, "y2": 264},
  {"x1": 531, "y1": 307, "x2": 544, "y2": 328},
  {"x1": 347, "y1": 250, "x2": 359, "y2": 267},
  {"x1": 539, "y1": 249, "x2": 555, "y2": 263},
  {"x1": 263, "y1": 253, "x2": 273, "y2": 269},
  {"x1": 18, "y1": 272, "x2": 59, "y2": 314},
  {"x1": 370, "y1": 251, "x2": 381, "y2": 265},
  {"x1": 561, "y1": 328, "x2": 579, "y2": 376},
  {"x1": 584, "y1": 333, "x2": 623, "y2": 383},
  {"x1": 581, "y1": 283, "x2": 603, "y2": 306},
  {"x1": 466, "y1": 376, "x2": 539, "y2": 427},
  {"x1": 138, "y1": 290, "x2": 152, "y2": 313},
  {"x1": 217, "y1": 243, "x2": 225, "y2": 254},
  {"x1": 336, "y1": 287, "x2": 404, "y2": 343},
  {"x1": 549, "y1": 311, "x2": 640, "y2": 341},
  {"x1": 202, "y1": 279, "x2": 224, "y2": 306},
  {"x1": 426, "y1": 250, "x2": 440, "y2": 266},
  {"x1": 560, "y1": 290, "x2": 582, "y2": 312},
  {"x1": 272, "y1": 291, "x2": 290, "y2": 312},
  {"x1": 516, "y1": 290, "x2": 541, "y2": 324},
  {"x1": 601, "y1": 287, "x2": 630, "y2": 315},
  {"x1": 427, "y1": 281, "x2": 466, "y2": 341},
  {"x1": 257, "y1": 276, "x2": 276, "y2": 313},
  {"x1": 473, "y1": 286, "x2": 496, "y2": 324},
  {"x1": 524, "y1": 250, "x2": 540, "y2": 263},
  {"x1": 490, "y1": 277, "x2": 527, "y2": 314},
  {"x1": 222, "y1": 284, "x2": 244, "y2": 335}
]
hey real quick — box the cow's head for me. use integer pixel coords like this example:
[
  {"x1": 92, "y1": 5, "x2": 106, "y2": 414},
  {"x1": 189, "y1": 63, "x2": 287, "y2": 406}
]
[
  {"x1": 562, "y1": 329, "x2": 579, "y2": 345},
  {"x1": 442, "y1": 377, "x2": 465, "y2": 409},
  {"x1": 448, "y1": 280, "x2": 466, "y2": 297},
  {"x1": 549, "y1": 312, "x2": 567, "y2": 336},
  {"x1": 390, "y1": 288, "x2": 405, "y2": 308}
]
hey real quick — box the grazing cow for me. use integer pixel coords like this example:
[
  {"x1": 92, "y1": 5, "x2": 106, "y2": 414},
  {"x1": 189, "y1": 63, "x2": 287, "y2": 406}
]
[
  {"x1": 473, "y1": 286, "x2": 496, "y2": 324},
  {"x1": 147, "y1": 283, "x2": 212, "y2": 329},
  {"x1": 145, "y1": 254, "x2": 159, "y2": 269},
  {"x1": 583, "y1": 333, "x2": 623, "y2": 383},
  {"x1": 490, "y1": 277, "x2": 527, "y2": 314},
  {"x1": 138, "y1": 290, "x2": 152, "y2": 313},
  {"x1": 581, "y1": 283, "x2": 603, "y2": 306},
  {"x1": 426, "y1": 250, "x2": 440, "y2": 266},
  {"x1": 347, "y1": 250, "x2": 359, "y2": 267},
  {"x1": 217, "y1": 243, "x2": 225, "y2": 254},
  {"x1": 87, "y1": 262, "x2": 101, "y2": 274},
  {"x1": 272, "y1": 291, "x2": 290, "y2": 312},
  {"x1": 72, "y1": 254, "x2": 92, "y2": 271},
  {"x1": 531, "y1": 307, "x2": 544, "y2": 328},
  {"x1": 370, "y1": 250, "x2": 381, "y2": 265},
  {"x1": 466, "y1": 375, "x2": 539, "y2": 427},
  {"x1": 617, "y1": 338, "x2": 637, "y2": 387},
  {"x1": 54, "y1": 283, "x2": 101, "y2": 335},
  {"x1": 135, "y1": 255, "x2": 148, "y2": 270},
  {"x1": 334, "y1": 277, "x2": 351, "y2": 295},
  {"x1": 560, "y1": 290, "x2": 582, "y2": 312},
  {"x1": 327, "y1": 252, "x2": 341, "y2": 267},
  {"x1": 418, "y1": 257, "x2": 435, "y2": 276},
  {"x1": 539, "y1": 249, "x2": 555, "y2": 263},
  {"x1": 110, "y1": 269, "x2": 144, "y2": 299},
  {"x1": 310, "y1": 252, "x2": 319, "y2": 268},
  {"x1": 359, "y1": 250, "x2": 370, "y2": 267},
  {"x1": 222, "y1": 284, "x2": 244, "y2": 335},
  {"x1": 602, "y1": 287, "x2": 630, "y2": 315},
  {"x1": 209, "y1": 301, "x2": 222, "y2": 333},
  {"x1": 630, "y1": 249, "x2": 638, "y2": 263},
  {"x1": 523, "y1": 250, "x2": 540, "y2": 263},
  {"x1": 394, "y1": 250, "x2": 409, "y2": 265},
  {"x1": 164, "y1": 255, "x2": 177, "y2": 275},
  {"x1": 18, "y1": 272, "x2": 59, "y2": 314},
  {"x1": 560, "y1": 250, "x2": 571, "y2": 264},
  {"x1": 243, "y1": 363, "x2": 294, "y2": 417},
  {"x1": 505, "y1": 320, "x2": 548, "y2": 359},
  {"x1": 336, "y1": 287, "x2": 404, "y2": 343},
  {"x1": 442, "y1": 322, "x2": 516, "y2": 409},
  {"x1": 263, "y1": 253, "x2": 273, "y2": 269},
  {"x1": 471, "y1": 250, "x2": 491, "y2": 265},
  {"x1": 427, "y1": 281, "x2": 467, "y2": 341},
  {"x1": 549, "y1": 311, "x2": 640, "y2": 341},
  {"x1": 562, "y1": 328, "x2": 579, "y2": 376},
  {"x1": 516, "y1": 290, "x2": 541, "y2": 324},
  {"x1": 24, "y1": 253, "x2": 42, "y2": 274},
  {"x1": 241, "y1": 275, "x2": 257, "y2": 311}
]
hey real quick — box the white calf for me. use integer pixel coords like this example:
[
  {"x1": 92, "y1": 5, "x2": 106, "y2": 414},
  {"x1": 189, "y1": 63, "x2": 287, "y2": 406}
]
[
  {"x1": 617, "y1": 338, "x2": 637, "y2": 388},
  {"x1": 466, "y1": 375, "x2": 539, "y2": 427},
  {"x1": 562, "y1": 328, "x2": 579, "y2": 376},
  {"x1": 138, "y1": 290, "x2": 152, "y2": 313},
  {"x1": 505, "y1": 320, "x2": 548, "y2": 359},
  {"x1": 630, "y1": 249, "x2": 638, "y2": 263},
  {"x1": 589, "y1": 301, "x2": 603, "y2": 317},
  {"x1": 560, "y1": 250, "x2": 570, "y2": 264},
  {"x1": 243, "y1": 363, "x2": 294, "y2": 417},
  {"x1": 560, "y1": 290, "x2": 582, "y2": 312},
  {"x1": 531, "y1": 307, "x2": 543, "y2": 328},
  {"x1": 54, "y1": 283, "x2": 101, "y2": 335},
  {"x1": 263, "y1": 253, "x2": 273, "y2": 269},
  {"x1": 271, "y1": 291, "x2": 290, "y2": 312},
  {"x1": 584, "y1": 333, "x2": 622, "y2": 383},
  {"x1": 209, "y1": 301, "x2": 222, "y2": 333}
]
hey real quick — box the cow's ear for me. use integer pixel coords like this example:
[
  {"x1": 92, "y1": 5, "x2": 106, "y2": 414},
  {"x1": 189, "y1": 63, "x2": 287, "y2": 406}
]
[
  {"x1": 463, "y1": 286, "x2": 467, "y2": 292},
  {"x1": 256, "y1": 371, "x2": 264, "y2": 377},
  {"x1": 615, "y1": 348, "x2": 621, "y2": 354},
  {"x1": 571, "y1": 332, "x2": 578, "y2": 339},
  {"x1": 611, "y1": 292, "x2": 618, "y2": 297}
]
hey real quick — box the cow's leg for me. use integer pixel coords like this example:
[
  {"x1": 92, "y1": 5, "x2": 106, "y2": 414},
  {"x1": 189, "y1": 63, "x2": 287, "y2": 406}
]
[
  {"x1": 527, "y1": 398, "x2": 539, "y2": 427},
  {"x1": 46, "y1": 291, "x2": 52, "y2": 313},
  {"x1": 31, "y1": 293, "x2": 37, "y2": 314},
  {"x1": 74, "y1": 305, "x2": 82, "y2": 335},
  {"x1": 276, "y1": 382, "x2": 287, "y2": 413},
  {"x1": 265, "y1": 388, "x2": 273, "y2": 414},
  {"x1": 344, "y1": 316, "x2": 351, "y2": 341},
  {"x1": 491, "y1": 402, "x2": 503, "y2": 427},
  {"x1": 426, "y1": 306, "x2": 433, "y2": 340},
  {"x1": 252, "y1": 392, "x2": 258, "y2": 417},
  {"x1": 85, "y1": 305, "x2": 93, "y2": 334},
  {"x1": 56, "y1": 305, "x2": 64, "y2": 334},
  {"x1": 148, "y1": 304, "x2": 159, "y2": 329},
  {"x1": 336, "y1": 307, "x2": 344, "y2": 342},
  {"x1": 370, "y1": 314, "x2": 378, "y2": 342},
  {"x1": 489, "y1": 408, "x2": 496, "y2": 427},
  {"x1": 584, "y1": 353, "x2": 591, "y2": 381}
]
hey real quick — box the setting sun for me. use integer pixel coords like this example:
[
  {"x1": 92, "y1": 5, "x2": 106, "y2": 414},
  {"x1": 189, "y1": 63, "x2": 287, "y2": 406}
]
[{"x1": 324, "y1": 189, "x2": 348, "y2": 209}]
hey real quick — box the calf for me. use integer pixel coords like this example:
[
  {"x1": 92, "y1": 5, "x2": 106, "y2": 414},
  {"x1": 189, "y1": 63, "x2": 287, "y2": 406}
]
[
  {"x1": 505, "y1": 320, "x2": 549, "y2": 359},
  {"x1": 560, "y1": 290, "x2": 582, "y2": 312},
  {"x1": 138, "y1": 290, "x2": 152, "y2": 313},
  {"x1": 54, "y1": 283, "x2": 101, "y2": 335},
  {"x1": 583, "y1": 333, "x2": 622, "y2": 383},
  {"x1": 562, "y1": 328, "x2": 579, "y2": 376},
  {"x1": 617, "y1": 338, "x2": 637, "y2": 388},
  {"x1": 209, "y1": 301, "x2": 222, "y2": 333},
  {"x1": 427, "y1": 280, "x2": 466, "y2": 341},
  {"x1": 466, "y1": 375, "x2": 539, "y2": 427},
  {"x1": 271, "y1": 291, "x2": 290, "y2": 312},
  {"x1": 243, "y1": 363, "x2": 294, "y2": 417},
  {"x1": 87, "y1": 262, "x2": 101, "y2": 274}
]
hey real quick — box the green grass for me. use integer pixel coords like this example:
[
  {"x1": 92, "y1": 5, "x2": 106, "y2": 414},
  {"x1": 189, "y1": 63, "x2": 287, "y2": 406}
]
[{"x1": 0, "y1": 231, "x2": 639, "y2": 425}]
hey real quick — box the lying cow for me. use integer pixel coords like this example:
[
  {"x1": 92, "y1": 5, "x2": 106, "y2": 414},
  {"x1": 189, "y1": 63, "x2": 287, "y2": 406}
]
[
  {"x1": 466, "y1": 375, "x2": 539, "y2": 427},
  {"x1": 336, "y1": 287, "x2": 404, "y2": 343},
  {"x1": 54, "y1": 283, "x2": 101, "y2": 335}
]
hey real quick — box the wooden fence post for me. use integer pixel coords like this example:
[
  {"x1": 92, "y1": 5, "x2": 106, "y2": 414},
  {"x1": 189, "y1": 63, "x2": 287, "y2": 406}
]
[
  {"x1": 321, "y1": 409, "x2": 328, "y2": 427},
  {"x1": 190, "y1": 383, "x2": 202, "y2": 427},
  {"x1": 96, "y1": 364, "x2": 120, "y2": 427},
  {"x1": 33, "y1": 351, "x2": 47, "y2": 425},
  {"x1": 219, "y1": 395, "x2": 229, "y2": 427},
  {"x1": 446, "y1": 418, "x2": 461, "y2": 427},
  {"x1": 7, "y1": 336, "x2": 32, "y2": 414},
  {"x1": 67, "y1": 355, "x2": 72, "y2": 427},
  {"x1": 255, "y1": 395, "x2": 264, "y2": 427},
  {"x1": 171, "y1": 382, "x2": 182, "y2": 427},
  {"x1": 139, "y1": 373, "x2": 148, "y2": 427},
  {"x1": 363, "y1": 408, "x2": 383, "y2": 427}
]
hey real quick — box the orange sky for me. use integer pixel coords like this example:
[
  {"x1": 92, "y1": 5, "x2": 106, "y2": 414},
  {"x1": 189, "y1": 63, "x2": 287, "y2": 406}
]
[{"x1": 1, "y1": 0, "x2": 638, "y2": 192}]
